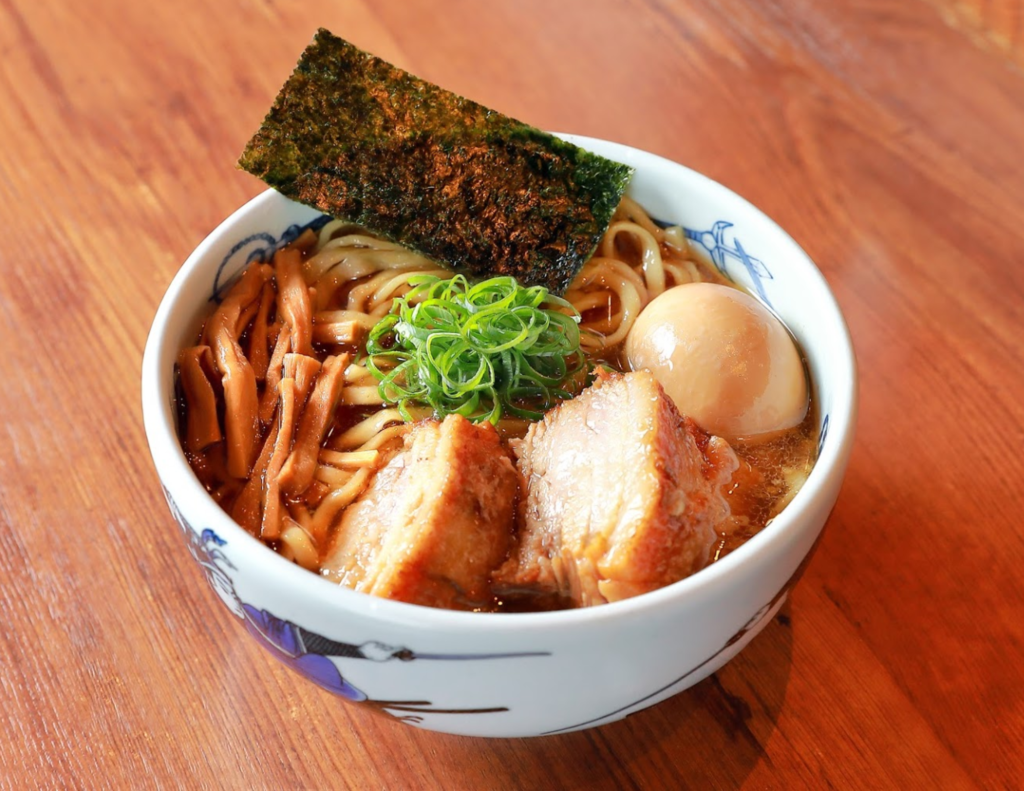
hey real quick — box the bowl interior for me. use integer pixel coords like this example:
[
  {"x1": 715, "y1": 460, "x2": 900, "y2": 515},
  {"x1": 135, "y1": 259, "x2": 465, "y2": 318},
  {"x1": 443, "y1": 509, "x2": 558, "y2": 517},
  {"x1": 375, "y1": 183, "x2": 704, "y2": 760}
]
[{"x1": 143, "y1": 134, "x2": 857, "y2": 623}]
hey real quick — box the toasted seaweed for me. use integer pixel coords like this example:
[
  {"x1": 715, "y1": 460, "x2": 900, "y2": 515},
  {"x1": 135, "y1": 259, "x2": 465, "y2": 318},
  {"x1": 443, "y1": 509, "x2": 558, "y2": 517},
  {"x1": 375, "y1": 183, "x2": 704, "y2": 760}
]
[{"x1": 238, "y1": 29, "x2": 633, "y2": 294}]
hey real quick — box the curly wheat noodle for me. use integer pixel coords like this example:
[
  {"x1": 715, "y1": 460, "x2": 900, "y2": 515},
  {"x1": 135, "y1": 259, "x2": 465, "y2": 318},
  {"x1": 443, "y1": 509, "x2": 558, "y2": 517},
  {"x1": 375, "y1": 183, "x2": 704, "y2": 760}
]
[
  {"x1": 567, "y1": 260, "x2": 645, "y2": 350},
  {"x1": 279, "y1": 521, "x2": 319, "y2": 570},
  {"x1": 601, "y1": 222, "x2": 666, "y2": 297},
  {"x1": 614, "y1": 195, "x2": 664, "y2": 237},
  {"x1": 367, "y1": 269, "x2": 451, "y2": 311},
  {"x1": 346, "y1": 269, "x2": 417, "y2": 313},
  {"x1": 179, "y1": 199, "x2": 715, "y2": 572}
]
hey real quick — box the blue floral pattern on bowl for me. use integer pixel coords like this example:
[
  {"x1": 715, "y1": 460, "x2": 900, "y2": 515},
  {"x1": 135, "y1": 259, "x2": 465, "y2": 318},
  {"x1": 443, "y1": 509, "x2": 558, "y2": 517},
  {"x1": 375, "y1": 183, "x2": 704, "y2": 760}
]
[
  {"x1": 684, "y1": 220, "x2": 775, "y2": 309},
  {"x1": 212, "y1": 215, "x2": 333, "y2": 301},
  {"x1": 162, "y1": 487, "x2": 546, "y2": 723}
]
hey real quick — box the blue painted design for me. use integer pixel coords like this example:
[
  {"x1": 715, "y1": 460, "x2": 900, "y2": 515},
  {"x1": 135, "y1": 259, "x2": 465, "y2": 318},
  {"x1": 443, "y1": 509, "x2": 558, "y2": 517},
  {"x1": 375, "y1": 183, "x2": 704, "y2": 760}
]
[
  {"x1": 817, "y1": 413, "x2": 830, "y2": 457},
  {"x1": 177, "y1": 515, "x2": 243, "y2": 617},
  {"x1": 683, "y1": 221, "x2": 775, "y2": 308},
  {"x1": 163, "y1": 494, "x2": 547, "y2": 721},
  {"x1": 541, "y1": 582, "x2": 791, "y2": 735},
  {"x1": 241, "y1": 604, "x2": 367, "y2": 701},
  {"x1": 211, "y1": 214, "x2": 332, "y2": 302}
]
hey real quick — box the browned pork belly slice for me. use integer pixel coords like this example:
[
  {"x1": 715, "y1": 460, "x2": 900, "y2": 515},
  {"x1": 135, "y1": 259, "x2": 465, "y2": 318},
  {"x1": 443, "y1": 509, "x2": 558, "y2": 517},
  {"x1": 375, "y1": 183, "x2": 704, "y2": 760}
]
[
  {"x1": 495, "y1": 370, "x2": 738, "y2": 607},
  {"x1": 321, "y1": 414, "x2": 519, "y2": 610}
]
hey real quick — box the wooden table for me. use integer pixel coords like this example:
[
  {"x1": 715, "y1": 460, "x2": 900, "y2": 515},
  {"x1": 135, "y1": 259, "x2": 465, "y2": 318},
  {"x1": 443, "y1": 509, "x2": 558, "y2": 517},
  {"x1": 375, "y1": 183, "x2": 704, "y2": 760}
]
[{"x1": 2, "y1": 0, "x2": 1021, "y2": 787}]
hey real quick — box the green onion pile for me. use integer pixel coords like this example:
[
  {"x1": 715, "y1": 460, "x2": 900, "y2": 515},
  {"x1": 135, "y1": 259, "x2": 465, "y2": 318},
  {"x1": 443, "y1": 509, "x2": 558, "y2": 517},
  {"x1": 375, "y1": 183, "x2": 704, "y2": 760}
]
[{"x1": 366, "y1": 275, "x2": 585, "y2": 424}]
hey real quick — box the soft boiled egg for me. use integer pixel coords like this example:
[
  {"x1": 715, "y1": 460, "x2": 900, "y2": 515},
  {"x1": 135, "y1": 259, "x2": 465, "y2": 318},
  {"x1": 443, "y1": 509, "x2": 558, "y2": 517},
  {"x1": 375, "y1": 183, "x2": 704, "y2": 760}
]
[{"x1": 625, "y1": 282, "x2": 808, "y2": 442}]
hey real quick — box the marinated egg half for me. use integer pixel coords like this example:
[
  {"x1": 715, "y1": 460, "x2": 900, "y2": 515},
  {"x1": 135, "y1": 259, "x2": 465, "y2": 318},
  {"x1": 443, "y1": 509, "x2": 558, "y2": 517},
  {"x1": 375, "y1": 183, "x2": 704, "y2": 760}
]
[{"x1": 625, "y1": 283, "x2": 808, "y2": 442}]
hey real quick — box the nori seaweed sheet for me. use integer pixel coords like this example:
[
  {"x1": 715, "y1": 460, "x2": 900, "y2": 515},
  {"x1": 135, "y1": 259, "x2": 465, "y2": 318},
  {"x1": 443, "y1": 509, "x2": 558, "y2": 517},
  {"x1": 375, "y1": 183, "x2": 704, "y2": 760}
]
[{"x1": 238, "y1": 29, "x2": 633, "y2": 295}]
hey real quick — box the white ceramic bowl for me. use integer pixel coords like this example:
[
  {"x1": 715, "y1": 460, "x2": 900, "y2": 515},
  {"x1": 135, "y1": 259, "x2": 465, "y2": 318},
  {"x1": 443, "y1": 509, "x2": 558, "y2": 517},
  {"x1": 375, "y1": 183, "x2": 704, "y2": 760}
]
[{"x1": 142, "y1": 135, "x2": 857, "y2": 737}]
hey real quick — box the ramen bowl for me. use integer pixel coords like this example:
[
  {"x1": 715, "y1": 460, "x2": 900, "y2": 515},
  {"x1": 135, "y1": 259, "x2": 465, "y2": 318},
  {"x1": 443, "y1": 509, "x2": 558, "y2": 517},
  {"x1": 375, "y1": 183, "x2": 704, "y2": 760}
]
[{"x1": 141, "y1": 135, "x2": 857, "y2": 738}]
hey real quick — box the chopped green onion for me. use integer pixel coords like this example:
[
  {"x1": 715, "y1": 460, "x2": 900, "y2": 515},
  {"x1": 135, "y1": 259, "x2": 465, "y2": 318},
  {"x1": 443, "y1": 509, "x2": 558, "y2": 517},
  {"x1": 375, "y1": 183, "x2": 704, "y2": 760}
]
[{"x1": 366, "y1": 275, "x2": 585, "y2": 424}]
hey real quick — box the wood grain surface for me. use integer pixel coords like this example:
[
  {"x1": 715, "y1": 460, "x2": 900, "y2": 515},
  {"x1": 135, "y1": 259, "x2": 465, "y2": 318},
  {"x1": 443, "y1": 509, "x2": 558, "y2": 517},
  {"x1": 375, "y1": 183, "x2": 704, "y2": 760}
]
[{"x1": 1, "y1": 0, "x2": 1021, "y2": 788}]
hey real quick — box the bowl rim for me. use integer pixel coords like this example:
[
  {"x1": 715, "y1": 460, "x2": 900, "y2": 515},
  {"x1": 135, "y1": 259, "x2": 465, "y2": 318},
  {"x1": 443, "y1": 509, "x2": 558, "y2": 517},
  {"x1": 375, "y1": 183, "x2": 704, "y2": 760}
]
[{"x1": 142, "y1": 134, "x2": 858, "y2": 633}]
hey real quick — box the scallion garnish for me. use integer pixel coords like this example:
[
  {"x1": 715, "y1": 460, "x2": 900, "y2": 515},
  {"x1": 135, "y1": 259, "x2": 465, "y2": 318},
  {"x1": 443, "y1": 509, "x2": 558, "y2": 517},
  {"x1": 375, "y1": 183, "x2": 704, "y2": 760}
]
[{"x1": 366, "y1": 275, "x2": 585, "y2": 424}]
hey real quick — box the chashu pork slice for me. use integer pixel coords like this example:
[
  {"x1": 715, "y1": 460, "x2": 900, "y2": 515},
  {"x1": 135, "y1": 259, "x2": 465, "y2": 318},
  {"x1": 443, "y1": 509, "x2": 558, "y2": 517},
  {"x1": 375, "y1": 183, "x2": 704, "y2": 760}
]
[
  {"x1": 321, "y1": 414, "x2": 519, "y2": 610},
  {"x1": 495, "y1": 370, "x2": 738, "y2": 607}
]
